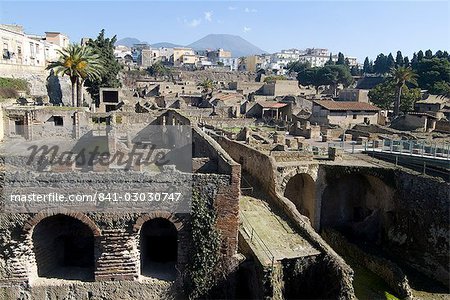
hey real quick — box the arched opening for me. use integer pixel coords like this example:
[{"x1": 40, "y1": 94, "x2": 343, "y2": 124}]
[
  {"x1": 32, "y1": 214, "x2": 95, "y2": 281},
  {"x1": 140, "y1": 218, "x2": 178, "y2": 280},
  {"x1": 284, "y1": 173, "x2": 316, "y2": 222},
  {"x1": 320, "y1": 174, "x2": 392, "y2": 242}
]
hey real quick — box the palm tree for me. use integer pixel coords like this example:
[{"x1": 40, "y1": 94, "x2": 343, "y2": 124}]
[
  {"x1": 390, "y1": 66, "x2": 417, "y2": 117},
  {"x1": 198, "y1": 79, "x2": 215, "y2": 95},
  {"x1": 47, "y1": 44, "x2": 104, "y2": 107}
]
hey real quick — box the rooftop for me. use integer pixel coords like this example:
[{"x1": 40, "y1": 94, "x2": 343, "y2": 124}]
[
  {"x1": 313, "y1": 100, "x2": 380, "y2": 111},
  {"x1": 257, "y1": 101, "x2": 288, "y2": 109}
]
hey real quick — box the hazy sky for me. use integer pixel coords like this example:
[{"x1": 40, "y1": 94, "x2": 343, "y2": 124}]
[{"x1": 0, "y1": 0, "x2": 448, "y2": 62}]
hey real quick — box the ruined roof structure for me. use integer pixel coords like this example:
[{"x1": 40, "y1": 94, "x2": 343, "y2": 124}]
[{"x1": 313, "y1": 100, "x2": 381, "y2": 111}]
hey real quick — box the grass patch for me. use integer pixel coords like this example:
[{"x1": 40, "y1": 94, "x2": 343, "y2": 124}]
[
  {"x1": 0, "y1": 77, "x2": 29, "y2": 92},
  {"x1": 348, "y1": 256, "x2": 399, "y2": 300}
]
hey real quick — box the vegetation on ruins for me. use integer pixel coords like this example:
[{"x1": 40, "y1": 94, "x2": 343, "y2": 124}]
[
  {"x1": 0, "y1": 77, "x2": 29, "y2": 99},
  {"x1": 390, "y1": 66, "x2": 418, "y2": 117},
  {"x1": 186, "y1": 190, "x2": 221, "y2": 299},
  {"x1": 146, "y1": 61, "x2": 172, "y2": 78},
  {"x1": 368, "y1": 79, "x2": 420, "y2": 113},
  {"x1": 85, "y1": 29, "x2": 122, "y2": 106},
  {"x1": 198, "y1": 78, "x2": 215, "y2": 94},
  {"x1": 297, "y1": 65, "x2": 353, "y2": 96},
  {"x1": 363, "y1": 49, "x2": 450, "y2": 96},
  {"x1": 47, "y1": 44, "x2": 105, "y2": 107},
  {"x1": 263, "y1": 75, "x2": 287, "y2": 83}
]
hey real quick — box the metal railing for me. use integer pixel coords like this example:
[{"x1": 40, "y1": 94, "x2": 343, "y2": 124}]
[
  {"x1": 240, "y1": 212, "x2": 275, "y2": 269},
  {"x1": 240, "y1": 175, "x2": 254, "y2": 194},
  {"x1": 370, "y1": 139, "x2": 450, "y2": 160},
  {"x1": 327, "y1": 139, "x2": 450, "y2": 161}
]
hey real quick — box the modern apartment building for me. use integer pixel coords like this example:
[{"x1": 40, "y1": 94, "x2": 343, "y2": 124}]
[{"x1": 0, "y1": 24, "x2": 69, "y2": 67}]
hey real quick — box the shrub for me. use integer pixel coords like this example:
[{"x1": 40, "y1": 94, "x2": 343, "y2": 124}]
[{"x1": 0, "y1": 87, "x2": 18, "y2": 99}]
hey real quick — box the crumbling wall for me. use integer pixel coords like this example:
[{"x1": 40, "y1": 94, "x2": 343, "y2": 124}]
[
  {"x1": 319, "y1": 165, "x2": 450, "y2": 287},
  {"x1": 0, "y1": 64, "x2": 72, "y2": 104},
  {"x1": 211, "y1": 134, "x2": 355, "y2": 299},
  {"x1": 322, "y1": 228, "x2": 413, "y2": 299},
  {"x1": 390, "y1": 171, "x2": 449, "y2": 286}
]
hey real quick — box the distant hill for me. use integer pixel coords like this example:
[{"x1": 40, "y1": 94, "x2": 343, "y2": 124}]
[
  {"x1": 188, "y1": 34, "x2": 266, "y2": 57},
  {"x1": 151, "y1": 42, "x2": 182, "y2": 48},
  {"x1": 116, "y1": 34, "x2": 266, "y2": 57},
  {"x1": 116, "y1": 37, "x2": 146, "y2": 48}
]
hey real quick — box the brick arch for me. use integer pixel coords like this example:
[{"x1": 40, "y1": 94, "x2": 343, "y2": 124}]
[
  {"x1": 280, "y1": 168, "x2": 318, "y2": 194},
  {"x1": 133, "y1": 211, "x2": 183, "y2": 233},
  {"x1": 23, "y1": 209, "x2": 101, "y2": 237}
]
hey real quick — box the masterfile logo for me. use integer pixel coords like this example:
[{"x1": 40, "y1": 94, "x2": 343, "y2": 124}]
[{"x1": 1, "y1": 125, "x2": 193, "y2": 213}]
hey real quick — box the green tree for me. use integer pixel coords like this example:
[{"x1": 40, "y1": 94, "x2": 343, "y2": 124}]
[
  {"x1": 350, "y1": 65, "x2": 361, "y2": 76},
  {"x1": 411, "y1": 53, "x2": 419, "y2": 69},
  {"x1": 374, "y1": 53, "x2": 388, "y2": 74},
  {"x1": 363, "y1": 57, "x2": 371, "y2": 74},
  {"x1": 47, "y1": 44, "x2": 105, "y2": 107},
  {"x1": 198, "y1": 79, "x2": 215, "y2": 94},
  {"x1": 390, "y1": 66, "x2": 418, "y2": 117},
  {"x1": 425, "y1": 49, "x2": 433, "y2": 59},
  {"x1": 403, "y1": 56, "x2": 410, "y2": 67},
  {"x1": 147, "y1": 61, "x2": 171, "y2": 77},
  {"x1": 325, "y1": 53, "x2": 335, "y2": 66},
  {"x1": 337, "y1": 52, "x2": 345, "y2": 65},
  {"x1": 417, "y1": 50, "x2": 424, "y2": 61},
  {"x1": 368, "y1": 80, "x2": 421, "y2": 113},
  {"x1": 395, "y1": 51, "x2": 403, "y2": 67},
  {"x1": 297, "y1": 68, "x2": 320, "y2": 93},
  {"x1": 416, "y1": 57, "x2": 450, "y2": 94},
  {"x1": 85, "y1": 29, "x2": 122, "y2": 106},
  {"x1": 286, "y1": 61, "x2": 310, "y2": 73},
  {"x1": 317, "y1": 65, "x2": 353, "y2": 97},
  {"x1": 435, "y1": 50, "x2": 444, "y2": 58},
  {"x1": 387, "y1": 53, "x2": 395, "y2": 70}
]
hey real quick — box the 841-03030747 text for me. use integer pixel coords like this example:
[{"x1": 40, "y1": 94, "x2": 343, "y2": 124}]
[{"x1": 9, "y1": 192, "x2": 183, "y2": 203}]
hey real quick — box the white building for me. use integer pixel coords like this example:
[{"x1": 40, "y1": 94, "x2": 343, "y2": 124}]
[
  {"x1": 217, "y1": 57, "x2": 239, "y2": 71},
  {"x1": 1, "y1": 24, "x2": 68, "y2": 67},
  {"x1": 270, "y1": 48, "x2": 305, "y2": 69}
]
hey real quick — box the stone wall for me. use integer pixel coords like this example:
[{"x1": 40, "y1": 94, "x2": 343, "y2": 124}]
[
  {"x1": 318, "y1": 165, "x2": 450, "y2": 287},
  {"x1": 435, "y1": 119, "x2": 450, "y2": 133},
  {"x1": 322, "y1": 228, "x2": 413, "y2": 299},
  {"x1": 0, "y1": 64, "x2": 72, "y2": 105},
  {"x1": 198, "y1": 117, "x2": 257, "y2": 128},
  {"x1": 210, "y1": 134, "x2": 355, "y2": 298},
  {"x1": 392, "y1": 170, "x2": 449, "y2": 286}
]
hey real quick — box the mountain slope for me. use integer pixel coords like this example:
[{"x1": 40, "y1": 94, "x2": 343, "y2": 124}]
[
  {"x1": 115, "y1": 37, "x2": 143, "y2": 47},
  {"x1": 116, "y1": 34, "x2": 266, "y2": 57},
  {"x1": 188, "y1": 34, "x2": 265, "y2": 57},
  {"x1": 151, "y1": 42, "x2": 182, "y2": 48}
]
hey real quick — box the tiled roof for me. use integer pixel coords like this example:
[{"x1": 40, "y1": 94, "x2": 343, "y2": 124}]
[
  {"x1": 313, "y1": 100, "x2": 380, "y2": 111},
  {"x1": 257, "y1": 101, "x2": 288, "y2": 108}
]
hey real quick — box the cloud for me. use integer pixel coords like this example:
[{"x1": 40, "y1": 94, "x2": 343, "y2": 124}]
[
  {"x1": 228, "y1": 6, "x2": 237, "y2": 10},
  {"x1": 243, "y1": 26, "x2": 252, "y2": 32},
  {"x1": 185, "y1": 18, "x2": 201, "y2": 28},
  {"x1": 204, "y1": 11, "x2": 213, "y2": 22},
  {"x1": 244, "y1": 8, "x2": 257, "y2": 13}
]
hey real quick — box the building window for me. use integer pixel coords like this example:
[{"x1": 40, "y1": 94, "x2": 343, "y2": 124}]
[
  {"x1": 17, "y1": 45, "x2": 22, "y2": 57},
  {"x1": 3, "y1": 43, "x2": 9, "y2": 59},
  {"x1": 353, "y1": 114, "x2": 357, "y2": 119},
  {"x1": 30, "y1": 42, "x2": 35, "y2": 58}
]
